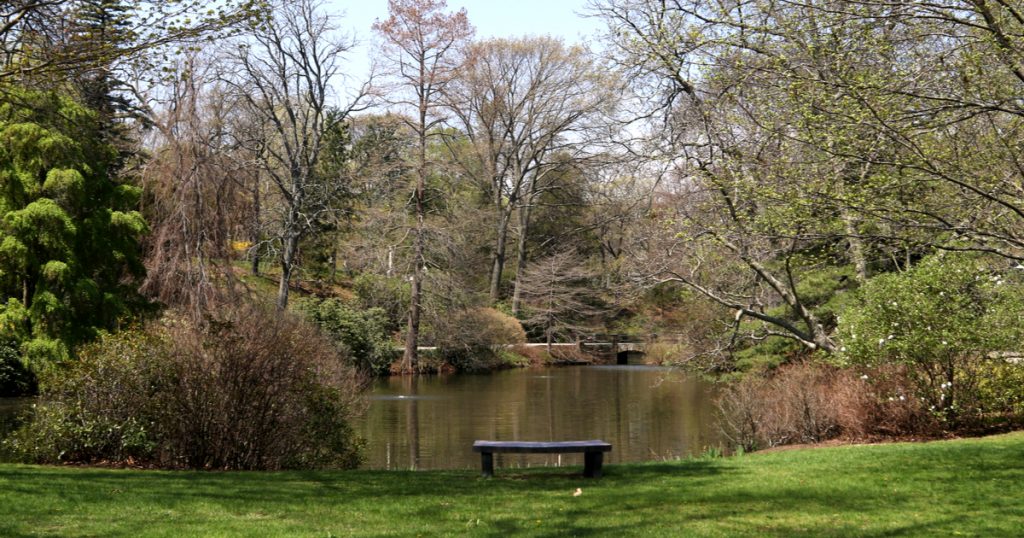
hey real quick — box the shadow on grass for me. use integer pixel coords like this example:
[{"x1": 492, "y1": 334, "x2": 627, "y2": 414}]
[{"x1": 3, "y1": 436, "x2": 1024, "y2": 536}]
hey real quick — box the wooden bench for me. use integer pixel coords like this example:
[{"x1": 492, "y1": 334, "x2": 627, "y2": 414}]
[{"x1": 472, "y1": 440, "x2": 612, "y2": 478}]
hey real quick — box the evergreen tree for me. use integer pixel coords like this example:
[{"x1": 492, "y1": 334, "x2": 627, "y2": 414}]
[
  {"x1": 0, "y1": 86, "x2": 147, "y2": 368},
  {"x1": 67, "y1": 0, "x2": 140, "y2": 165}
]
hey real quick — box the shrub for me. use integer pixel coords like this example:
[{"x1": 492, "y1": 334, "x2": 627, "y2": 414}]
[
  {"x1": 717, "y1": 362, "x2": 946, "y2": 452},
  {"x1": 431, "y1": 308, "x2": 526, "y2": 371},
  {"x1": 440, "y1": 307, "x2": 526, "y2": 349},
  {"x1": 856, "y1": 366, "x2": 940, "y2": 436},
  {"x1": 717, "y1": 362, "x2": 876, "y2": 451},
  {"x1": 300, "y1": 298, "x2": 395, "y2": 375},
  {"x1": 975, "y1": 360, "x2": 1024, "y2": 418},
  {"x1": 352, "y1": 273, "x2": 409, "y2": 333},
  {"x1": 5, "y1": 304, "x2": 365, "y2": 470},
  {"x1": 837, "y1": 253, "x2": 1024, "y2": 427},
  {"x1": 4, "y1": 329, "x2": 167, "y2": 463}
]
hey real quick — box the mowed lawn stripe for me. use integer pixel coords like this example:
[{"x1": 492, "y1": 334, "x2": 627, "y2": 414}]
[{"x1": 2, "y1": 432, "x2": 1023, "y2": 537}]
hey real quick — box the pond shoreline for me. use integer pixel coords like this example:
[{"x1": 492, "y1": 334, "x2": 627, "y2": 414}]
[{"x1": 385, "y1": 344, "x2": 645, "y2": 377}]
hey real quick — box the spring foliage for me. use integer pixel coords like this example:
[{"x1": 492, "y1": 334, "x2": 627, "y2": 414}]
[
  {"x1": 838, "y1": 253, "x2": 1024, "y2": 422},
  {"x1": 0, "y1": 87, "x2": 146, "y2": 368},
  {"x1": 300, "y1": 298, "x2": 395, "y2": 375}
]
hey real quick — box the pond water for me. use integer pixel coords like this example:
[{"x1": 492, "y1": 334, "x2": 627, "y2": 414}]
[
  {"x1": 356, "y1": 365, "x2": 722, "y2": 470},
  {"x1": 0, "y1": 397, "x2": 31, "y2": 442}
]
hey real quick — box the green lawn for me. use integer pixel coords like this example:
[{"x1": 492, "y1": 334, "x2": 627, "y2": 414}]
[{"x1": 3, "y1": 433, "x2": 1024, "y2": 537}]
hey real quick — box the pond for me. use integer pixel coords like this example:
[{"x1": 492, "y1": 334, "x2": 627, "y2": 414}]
[
  {"x1": 357, "y1": 365, "x2": 722, "y2": 470},
  {"x1": 0, "y1": 397, "x2": 31, "y2": 442}
]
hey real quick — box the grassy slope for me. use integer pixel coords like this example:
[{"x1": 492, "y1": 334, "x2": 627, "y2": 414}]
[{"x1": 2, "y1": 433, "x2": 1023, "y2": 537}]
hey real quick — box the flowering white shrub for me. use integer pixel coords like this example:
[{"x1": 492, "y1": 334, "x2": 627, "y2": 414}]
[{"x1": 836, "y1": 253, "x2": 1024, "y2": 425}]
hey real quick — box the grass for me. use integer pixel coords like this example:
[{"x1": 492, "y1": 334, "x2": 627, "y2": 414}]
[{"x1": 3, "y1": 433, "x2": 1024, "y2": 537}]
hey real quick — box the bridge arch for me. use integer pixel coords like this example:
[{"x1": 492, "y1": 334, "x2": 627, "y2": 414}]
[{"x1": 616, "y1": 349, "x2": 646, "y2": 365}]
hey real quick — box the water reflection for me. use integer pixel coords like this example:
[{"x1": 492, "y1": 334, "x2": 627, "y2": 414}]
[
  {"x1": 357, "y1": 365, "x2": 720, "y2": 470},
  {"x1": 0, "y1": 398, "x2": 31, "y2": 441}
]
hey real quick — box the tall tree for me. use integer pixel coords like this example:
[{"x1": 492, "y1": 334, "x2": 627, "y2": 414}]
[
  {"x1": 1, "y1": 0, "x2": 259, "y2": 83},
  {"x1": 227, "y1": 0, "x2": 370, "y2": 310},
  {"x1": 589, "y1": 0, "x2": 956, "y2": 353},
  {"x1": 373, "y1": 0, "x2": 473, "y2": 373},
  {"x1": 517, "y1": 249, "x2": 603, "y2": 351},
  {"x1": 444, "y1": 36, "x2": 615, "y2": 311},
  {"x1": 139, "y1": 52, "x2": 251, "y2": 318},
  {"x1": 0, "y1": 0, "x2": 257, "y2": 369}
]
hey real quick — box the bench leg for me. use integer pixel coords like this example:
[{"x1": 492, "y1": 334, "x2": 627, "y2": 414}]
[
  {"x1": 481, "y1": 452, "x2": 494, "y2": 477},
  {"x1": 583, "y1": 452, "x2": 603, "y2": 478}
]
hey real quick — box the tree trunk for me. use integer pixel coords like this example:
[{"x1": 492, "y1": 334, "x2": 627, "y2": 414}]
[
  {"x1": 276, "y1": 231, "x2": 298, "y2": 311},
  {"x1": 403, "y1": 85, "x2": 428, "y2": 374},
  {"x1": 329, "y1": 245, "x2": 338, "y2": 281},
  {"x1": 250, "y1": 181, "x2": 261, "y2": 276},
  {"x1": 489, "y1": 209, "x2": 511, "y2": 302},
  {"x1": 511, "y1": 201, "x2": 533, "y2": 316},
  {"x1": 403, "y1": 219, "x2": 423, "y2": 373},
  {"x1": 842, "y1": 210, "x2": 868, "y2": 283}
]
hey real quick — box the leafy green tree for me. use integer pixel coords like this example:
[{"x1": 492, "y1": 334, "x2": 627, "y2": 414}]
[
  {"x1": 0, "y1": 341, "x2": 34, "y2": 395},
  {"x1": 301, "y1": 112, "x2": 357, "y2": 281},
  {"x1": 300, "y1": 298, "x2": 393, "y2": 375},
  {"x1": 0, "y1": 86, "x2": 146, "y2": 368}
]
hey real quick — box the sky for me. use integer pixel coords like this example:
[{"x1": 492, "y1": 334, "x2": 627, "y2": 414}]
[
  {"x1": 334, "y1": 0, "x2": 601, "y2": 44},
  {"x1": 326, "y1": 0, "x2": 604, "y2": 94}
]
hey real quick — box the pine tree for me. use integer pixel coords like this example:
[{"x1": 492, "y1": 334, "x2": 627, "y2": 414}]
[
  {"x1": 0, "y1": 86, "x2": 147, "y2": 368},
  {"x1": 67, "y1": 0, "x2": 138, "y2": 161}
]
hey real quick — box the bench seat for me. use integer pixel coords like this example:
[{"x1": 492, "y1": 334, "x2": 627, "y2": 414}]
[{"x1": 472, "y1": 440, "x2": 612, "y2": 477}]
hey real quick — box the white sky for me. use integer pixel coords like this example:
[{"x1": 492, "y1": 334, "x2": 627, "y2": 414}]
[{"x1": 326, "y1": 0, "x2": 604, "y2": 95}]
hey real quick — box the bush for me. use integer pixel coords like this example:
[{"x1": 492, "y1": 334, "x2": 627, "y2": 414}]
[
  {"x1": 717, "y1": 362, "x2": 869, "y2": 451},
  {"x1": 352, "y1": 274, "x2": 409, "y2": 333},
  {"x1": 5, "y1": 304, "x2": 365, "y2": 470},
  {"x1": 856, "y1": 366, "x2": 940, "y2": 436},
  {"x1": 717, "y1": 362, "x2": 946, "y2": 452},
  {"x1": 837, "y1": 253, "x2": 1024, "y2": 427},
  {"x1": 4, "y1": 329, "x2": 167, "y2": 464},
  {"x1": 975, "y1": 360, "x2": 1024, "y2": 418},
  {"x1": 438, "y1": 307, "x2": 526, "y2": 350},
  {"x1": 300, "y1": 298, "x2": 395, "y2": 375},
  {"x1": 431, "y1": 308, "x2": 526, "y2": 371}
]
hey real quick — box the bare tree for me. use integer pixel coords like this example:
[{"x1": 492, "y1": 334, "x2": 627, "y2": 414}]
[
  {"x1": 226, "y1": 0, "x2": 371, "y2": 310},
  {"x1": 373, "y1": 0, "x2": 473, "y2": 372},
  {"x1": 517, "y1": 249, "x2": 604, "y2": 351},
  {"x1": 140, "y1": 53, "x2": 248, "y2": 319},
  {"x1": 444, "y1": 36, "x2": 616, "y2": 311}
]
